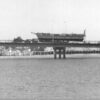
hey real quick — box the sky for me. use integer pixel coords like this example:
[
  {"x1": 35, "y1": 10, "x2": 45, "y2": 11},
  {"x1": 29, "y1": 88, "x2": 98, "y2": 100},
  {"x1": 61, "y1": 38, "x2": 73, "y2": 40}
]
[{"x1": 0, "y1": 0, "x2": 100, "y2": 40}]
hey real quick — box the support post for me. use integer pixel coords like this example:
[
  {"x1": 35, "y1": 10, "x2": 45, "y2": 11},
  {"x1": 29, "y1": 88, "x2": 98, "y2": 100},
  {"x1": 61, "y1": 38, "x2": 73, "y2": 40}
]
[
  {"x1": 59, "y1": 49, "x2": 61, "y2": 59},
  {"x1": 63, "y1": 48, "x2": 66, "y2": 59},
  {"x1": 54, "y1": 48, "x2": 57, "y2": 59},
  {"x1": 53, "y1": 47, "x2": 66, "y2": 59}
]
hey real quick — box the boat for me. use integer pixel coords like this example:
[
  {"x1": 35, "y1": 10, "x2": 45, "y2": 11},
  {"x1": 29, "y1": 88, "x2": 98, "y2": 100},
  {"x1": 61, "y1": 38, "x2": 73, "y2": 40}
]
[{"x1": 34, "y1": 31, "x2": 86, "y2": 43}]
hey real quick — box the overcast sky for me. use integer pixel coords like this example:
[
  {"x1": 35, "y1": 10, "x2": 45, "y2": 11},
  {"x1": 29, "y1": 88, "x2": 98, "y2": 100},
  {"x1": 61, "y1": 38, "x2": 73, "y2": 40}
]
[{"x1": 0, "y1": 0, "x2": 100, "y2": 40}]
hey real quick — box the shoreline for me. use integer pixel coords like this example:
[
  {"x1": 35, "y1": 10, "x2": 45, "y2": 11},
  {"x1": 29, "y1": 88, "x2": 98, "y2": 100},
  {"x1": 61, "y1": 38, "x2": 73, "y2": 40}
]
[{"x1": 0, "y1": 54, "x2": 100, "y2": 59}]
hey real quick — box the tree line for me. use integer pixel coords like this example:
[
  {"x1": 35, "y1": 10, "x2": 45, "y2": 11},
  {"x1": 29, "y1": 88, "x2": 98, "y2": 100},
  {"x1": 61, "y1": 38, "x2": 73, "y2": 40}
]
[{"x1": 13, "y1": 36, "x2": 38, "y2": 43}]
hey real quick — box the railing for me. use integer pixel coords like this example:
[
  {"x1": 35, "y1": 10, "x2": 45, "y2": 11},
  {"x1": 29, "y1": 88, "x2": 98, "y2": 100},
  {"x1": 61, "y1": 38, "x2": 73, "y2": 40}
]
[
  {"x1": 0, "y1": 40, "x2": 12, "y2": 43},
  {"x1": 84, "y1": 41, "x2": 100, "y2": 44},
  {"x1": 0, "y1": 40, "x2": 100, "y2": 45}
]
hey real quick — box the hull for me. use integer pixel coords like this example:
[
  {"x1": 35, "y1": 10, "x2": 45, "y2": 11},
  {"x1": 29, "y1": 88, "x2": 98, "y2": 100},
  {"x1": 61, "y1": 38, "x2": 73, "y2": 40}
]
[{"x1": 35, "y1": 33, "x2": 85, "y2": 42}]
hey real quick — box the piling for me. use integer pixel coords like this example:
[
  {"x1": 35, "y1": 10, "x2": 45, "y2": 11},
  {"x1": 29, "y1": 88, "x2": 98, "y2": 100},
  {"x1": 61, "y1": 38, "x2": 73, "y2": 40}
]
[{"x1": 54, "y1": 47, "x2": 66, "y2": 59}]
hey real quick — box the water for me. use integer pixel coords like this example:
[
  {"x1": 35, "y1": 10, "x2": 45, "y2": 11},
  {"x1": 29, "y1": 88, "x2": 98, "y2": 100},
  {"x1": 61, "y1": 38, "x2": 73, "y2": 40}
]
[{"x1": 0, "y1": 55, "x2": 100, "y2": 99}]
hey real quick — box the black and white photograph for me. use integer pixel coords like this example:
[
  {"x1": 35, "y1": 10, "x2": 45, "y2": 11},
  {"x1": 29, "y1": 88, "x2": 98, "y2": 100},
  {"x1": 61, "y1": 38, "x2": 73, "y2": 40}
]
[{"x1": 0, "y1": 0, "x2": 100, "y2": 100}]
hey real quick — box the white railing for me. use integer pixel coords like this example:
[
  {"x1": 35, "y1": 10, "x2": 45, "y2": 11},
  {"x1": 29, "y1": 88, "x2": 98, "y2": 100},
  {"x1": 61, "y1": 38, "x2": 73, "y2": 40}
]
[
  {"x1": 84, "y1": 41, "x2": 100, "y2": 44},
  {"x1": 0, "y1": 40, "x2": 12, "y2": 43}
]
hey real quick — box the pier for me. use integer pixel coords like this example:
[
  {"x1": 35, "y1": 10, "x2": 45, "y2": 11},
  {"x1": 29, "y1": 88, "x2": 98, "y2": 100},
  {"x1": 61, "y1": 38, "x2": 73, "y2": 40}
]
[
  {"x1": 0, "y1": 31, "x2": 100, "y2": 59},
  {"x1": 0, "y1": 42, "x2": 100, "y2": 58}
]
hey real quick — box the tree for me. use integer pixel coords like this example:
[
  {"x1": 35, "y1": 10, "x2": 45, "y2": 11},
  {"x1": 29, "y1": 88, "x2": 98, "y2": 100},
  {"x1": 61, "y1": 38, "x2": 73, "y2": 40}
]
[
  {"x1": 13, "y1": 36, "x2": 24, "y2": 43},
  {"x1": 24, "y1": 39, "x2": 31, "y2": 43}
]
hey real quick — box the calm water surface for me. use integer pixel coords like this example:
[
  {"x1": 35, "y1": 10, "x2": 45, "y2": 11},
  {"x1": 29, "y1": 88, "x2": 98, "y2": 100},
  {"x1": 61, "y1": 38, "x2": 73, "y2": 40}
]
[{"x1": 0, "y1": 55, "x2": 100, "y2": 100}]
